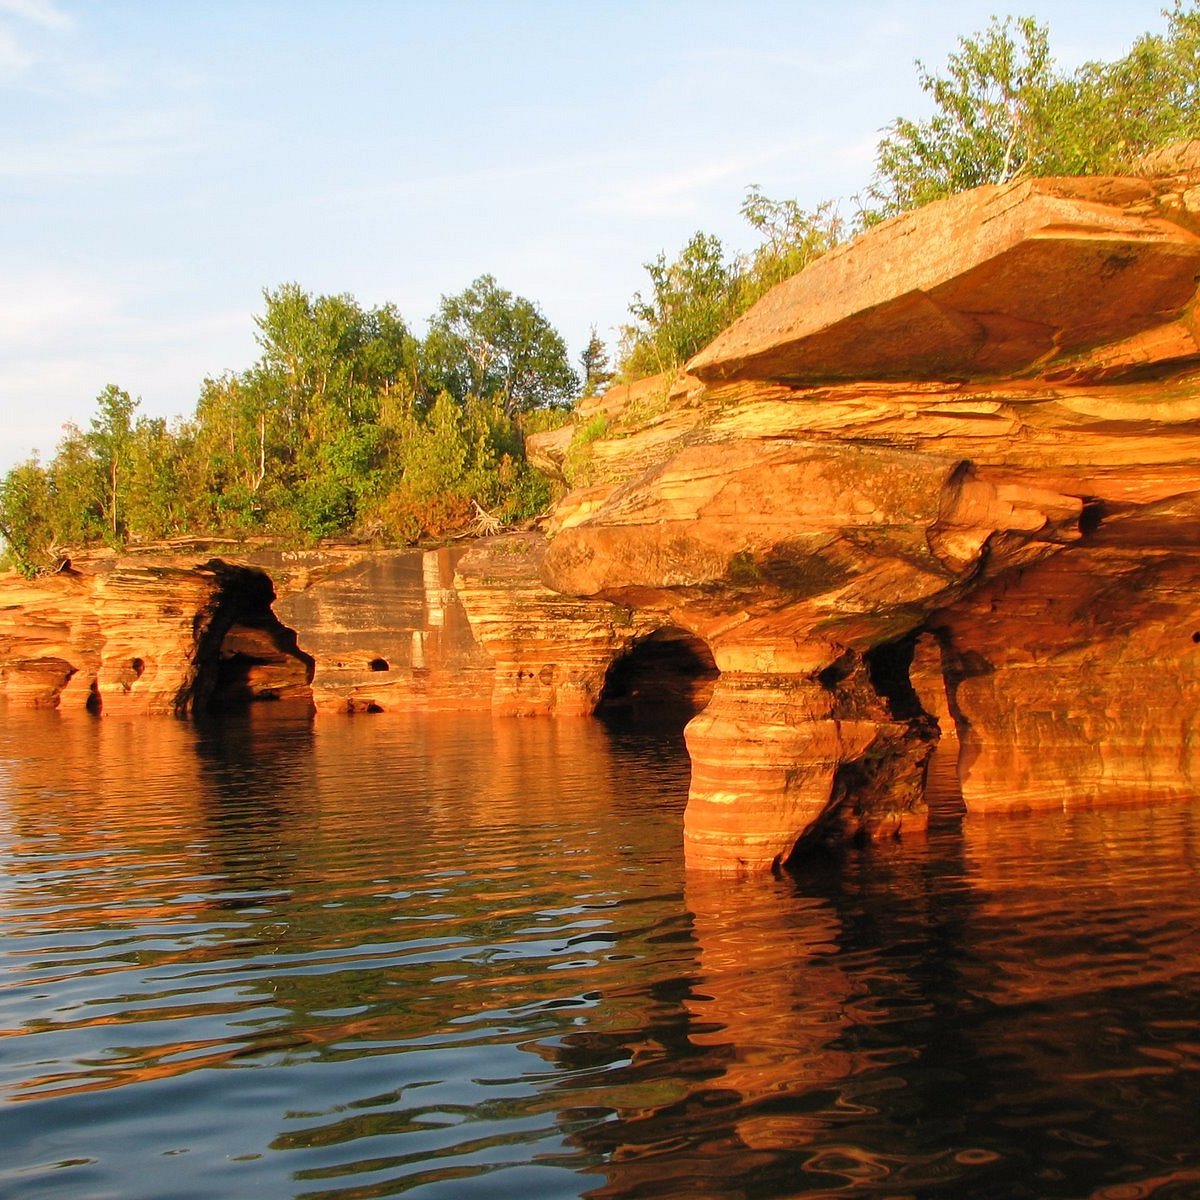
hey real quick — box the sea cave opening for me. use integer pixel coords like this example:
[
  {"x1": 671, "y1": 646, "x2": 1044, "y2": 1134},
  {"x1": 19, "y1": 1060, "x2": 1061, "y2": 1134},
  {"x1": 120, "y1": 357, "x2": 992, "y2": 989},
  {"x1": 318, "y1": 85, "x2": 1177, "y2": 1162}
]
[
  {"x1": 208, "y1": 620, "x2": 315, "y2": 712},
  {"x1": 595, "y1": 627, "x2": 718, "y2": 732},
  {"x1": 192, "y1": 563, "x2": 316, "y2": 715}
]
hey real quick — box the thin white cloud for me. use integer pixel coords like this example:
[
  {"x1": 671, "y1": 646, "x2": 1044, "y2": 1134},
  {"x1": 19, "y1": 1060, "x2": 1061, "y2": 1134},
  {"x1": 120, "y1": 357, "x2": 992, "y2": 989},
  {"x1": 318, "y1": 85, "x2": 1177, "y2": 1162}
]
[
  {"x1": 0, "y1": 0, "x2": 73, "y2": 31},
  {"x1": 0, "y1": 274, "x2": 254, "y2": 468},
  {"x1": 590, "y1": 157, "x2": 765, "y2": 221},
  {"x1": 0, "y1": 27, "x2": 31, "y2": 76},
  {"x1": 0, "y1": 268, "x2": 121, "y2": 353},
  {"x1": 0, "y1": 0, "x2": 73, "y2": 83},
  {"x1": 0, "y1": 106, "x2": 201, "y2": 178},
  {"x1": 588, "y1": 137, "x2": 843, "y2": 222},
  {"x1": 315, "y1": 150, "x2": 627, "y2": 210}
]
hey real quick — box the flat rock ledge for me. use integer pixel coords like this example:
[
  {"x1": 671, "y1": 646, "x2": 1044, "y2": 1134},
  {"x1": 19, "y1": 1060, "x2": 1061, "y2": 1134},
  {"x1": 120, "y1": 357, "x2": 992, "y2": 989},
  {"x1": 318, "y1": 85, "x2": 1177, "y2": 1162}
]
[{"x1": 6, "y1": 146, "x2": 1200, "y2": 870}]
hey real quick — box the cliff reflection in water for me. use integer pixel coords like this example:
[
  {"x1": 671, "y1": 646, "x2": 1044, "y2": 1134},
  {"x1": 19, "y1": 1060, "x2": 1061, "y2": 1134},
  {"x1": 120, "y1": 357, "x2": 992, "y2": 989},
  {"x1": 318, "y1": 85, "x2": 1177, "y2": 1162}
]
[{"x1": 1, "y1": 705, "x2": 1199, "y2": 1199}]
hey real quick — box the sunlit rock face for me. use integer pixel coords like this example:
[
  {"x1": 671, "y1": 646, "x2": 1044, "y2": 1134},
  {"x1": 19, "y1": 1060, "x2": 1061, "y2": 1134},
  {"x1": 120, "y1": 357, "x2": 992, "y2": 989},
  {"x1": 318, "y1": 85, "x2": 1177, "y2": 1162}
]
[
  {"x1": 261, "y1": 547, "x2": 494, "y2": 714},
  {"x1": 454, "y1": 532, "x2": 663, "y2": 718},
  {"x1": 0, "y1": 558, "x2": 313, "y2": 715},
  {"x1": 0, "y1": 540, "x2": 659, "y2": 723},
  {"x1": 543, "y1": 143, "x2": 1200, "y2": 869},
  {"x1": 4, "y1": 149, "x2": 1200, "y2": 872}
]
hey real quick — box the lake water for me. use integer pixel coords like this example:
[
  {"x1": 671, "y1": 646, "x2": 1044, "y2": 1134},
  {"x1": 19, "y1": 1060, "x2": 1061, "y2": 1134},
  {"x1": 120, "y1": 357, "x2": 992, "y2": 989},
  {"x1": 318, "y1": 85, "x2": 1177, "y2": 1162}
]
[{"x1": 2, "y1": 705, "x2": 1199, "y2": 1200}]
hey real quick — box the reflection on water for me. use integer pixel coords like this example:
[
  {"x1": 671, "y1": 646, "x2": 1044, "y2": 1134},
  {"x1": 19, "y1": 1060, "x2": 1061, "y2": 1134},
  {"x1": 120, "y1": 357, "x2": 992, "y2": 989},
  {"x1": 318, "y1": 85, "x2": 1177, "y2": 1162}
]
[{"x1": 1, "y1": 705, "x2": 1199, "y2": 1199}]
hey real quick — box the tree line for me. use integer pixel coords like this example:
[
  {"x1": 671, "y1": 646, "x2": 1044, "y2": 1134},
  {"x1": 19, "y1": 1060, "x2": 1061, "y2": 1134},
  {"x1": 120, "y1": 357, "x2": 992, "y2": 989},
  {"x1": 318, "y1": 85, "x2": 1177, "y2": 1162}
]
[
  {"x1": 615, "y1": 3, "x2": 1200, "y2": 377},
  {"x1": 3, "y1": 5, "x2": 1198, "y2": 576},
  {"x1": 0, "y1": 277, "x2": 582, "y2": 572}
]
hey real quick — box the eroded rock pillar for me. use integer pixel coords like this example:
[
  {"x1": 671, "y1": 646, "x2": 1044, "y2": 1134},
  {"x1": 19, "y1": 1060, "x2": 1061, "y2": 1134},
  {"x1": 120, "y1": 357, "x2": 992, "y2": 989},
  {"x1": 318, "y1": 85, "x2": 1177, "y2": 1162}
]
[
  {"x1": 683, "y1": 641, "x2": 940, "y2": 872},
  {"x1": 683, "y1": 671, "x2": 858, "y2": 871}
]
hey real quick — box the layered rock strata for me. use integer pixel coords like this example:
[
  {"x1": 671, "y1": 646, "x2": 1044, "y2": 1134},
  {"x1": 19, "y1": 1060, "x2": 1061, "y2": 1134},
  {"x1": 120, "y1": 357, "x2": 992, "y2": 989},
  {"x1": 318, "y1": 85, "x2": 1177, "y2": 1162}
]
[
  {"x1": 0, "y1": 558, "x2": 312, "y2": 715},
  {"x1": 539, "y1": 145, "x2": 1200, "y2": 869},
  {"x1": 5, "y1": 149, "x2": 1200, "y2": 873},
  {"x1": 454, "y1": 532, "x2": 660, "y2": 717},
  {"x1": 0, "y1": 540, "x2": 651, "y2": 723}
]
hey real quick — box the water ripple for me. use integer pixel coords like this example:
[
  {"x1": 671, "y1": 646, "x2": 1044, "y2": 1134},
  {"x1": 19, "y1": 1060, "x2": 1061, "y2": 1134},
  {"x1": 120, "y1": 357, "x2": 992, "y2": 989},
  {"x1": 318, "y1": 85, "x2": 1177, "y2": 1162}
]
[{"x1": 2, "y1": 709, "x2": 1200, "y2": 1198}]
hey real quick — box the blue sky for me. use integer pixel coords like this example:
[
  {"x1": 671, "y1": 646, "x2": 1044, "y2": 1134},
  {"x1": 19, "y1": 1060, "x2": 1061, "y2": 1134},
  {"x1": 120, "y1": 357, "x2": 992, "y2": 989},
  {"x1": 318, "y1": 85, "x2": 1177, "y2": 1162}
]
[{"x1": 0, "y1": 0, "x2": 1180, "y2": 472}]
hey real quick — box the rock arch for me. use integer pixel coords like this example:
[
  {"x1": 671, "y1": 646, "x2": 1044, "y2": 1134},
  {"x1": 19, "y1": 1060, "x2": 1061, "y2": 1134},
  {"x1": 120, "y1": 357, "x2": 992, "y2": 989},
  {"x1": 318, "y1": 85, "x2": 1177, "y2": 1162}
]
[
  {"x1": 190, "y1": 561, "x2": 315, "y2": 714},
  {"x1": 595, "y1": 626, "x2": 718, "y2": 728}
]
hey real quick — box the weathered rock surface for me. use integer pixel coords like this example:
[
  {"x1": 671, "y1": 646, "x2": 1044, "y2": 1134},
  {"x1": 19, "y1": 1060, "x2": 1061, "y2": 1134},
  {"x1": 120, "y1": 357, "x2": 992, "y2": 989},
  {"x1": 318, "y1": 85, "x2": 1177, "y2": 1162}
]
[
  {"x1": 260, "y1": 547, "x2": 494, "y2": 714},
  {"x1": 543, "y1": 144, "x2": 1200, "y2": 869},
  {"x1": 454, "y1": 532, "x2": 660, "y2": 717},
  {"x1": 5, "y1": 148, "x2": 1200, "y2": 873},
  {"x1": 0, "y1": 557, "x2": 312, "y2": 715},
  {"x1": 0, "y1": 539, "x2": 648, "y2": 722}
]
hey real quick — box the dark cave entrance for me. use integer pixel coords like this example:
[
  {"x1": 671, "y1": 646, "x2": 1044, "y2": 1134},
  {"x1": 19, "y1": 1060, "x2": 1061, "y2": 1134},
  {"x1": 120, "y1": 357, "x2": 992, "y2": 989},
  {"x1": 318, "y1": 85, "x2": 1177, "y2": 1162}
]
[
  {"x1": 191, "y1": 562, "x2": 315, "y2": 715},
  {"x1": 595, "y1": 627, "x2": 718, "y2": 731},
  {"x1": 209, "y1": 619, "x2": 315, "y2": 712}
]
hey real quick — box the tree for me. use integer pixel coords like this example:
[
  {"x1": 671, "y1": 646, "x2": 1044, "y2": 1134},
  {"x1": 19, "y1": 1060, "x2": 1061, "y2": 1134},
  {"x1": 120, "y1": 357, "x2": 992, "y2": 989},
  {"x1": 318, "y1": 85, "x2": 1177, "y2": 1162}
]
[
  {"x1": 125, "y1": 416, "x2": 190, "y2": 541},
  {"x1": 46, "y1": 424, "x2": 105, "y2": 547},
  {"x1": 87, "y1": 384, "x2": 138, "y2": 542},
  {"x1": 0, "y1": 459, "x2": 53, "y2": 576},
  {"x1": 579, "y1": 327, "x2": 613, "y2": 395},
  {"x1": 869, "y1": 16, "x2": 1058, "y2": 217},
  {"x1": 868, "y1": 5, "x2": 1200, "y2": 219},
  {"x1": 619, "y1": 231, "x2": 737, "y2": 379},
  {"x1": 738, "y1": 187, "x2": 845, "y2": 307},
  {"x1": 1055, "y1": 2, "x2": 1200, "y2": 174},
  {"x1": 254, "y1": 284, "x2": 375, "y2": 438},
  {"x1": 422, "y1": 275, "x2": 579, "y2": 415}
]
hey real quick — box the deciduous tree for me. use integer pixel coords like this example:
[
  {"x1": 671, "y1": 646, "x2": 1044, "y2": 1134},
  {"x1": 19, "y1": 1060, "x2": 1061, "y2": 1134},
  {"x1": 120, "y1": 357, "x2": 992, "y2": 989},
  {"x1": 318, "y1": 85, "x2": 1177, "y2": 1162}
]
[
  {"x1": 87, "y1": 385, "x2": 138, "y2": 542},
  {"x1": 619, "y1": 232, "x2": 737, "y2": 379},
  {"x1": 868, "y1": 5, "x2": 1200, "y2": 218},
  {"x1": 422, "y1": 275, "x2": 579, "y2": 415}
]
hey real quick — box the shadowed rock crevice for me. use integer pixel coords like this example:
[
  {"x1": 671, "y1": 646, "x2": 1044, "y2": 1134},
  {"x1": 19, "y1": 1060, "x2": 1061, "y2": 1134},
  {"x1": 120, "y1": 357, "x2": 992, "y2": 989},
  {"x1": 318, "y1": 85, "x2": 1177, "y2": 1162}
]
[
  {"x1": 595, "y1": 627, "x2": 718, "y2": 730},
  {"x1": 190, "y1": 561, "x2": 315, "y2": 714},
  {"x1": 785, "y1": 637, "x2": 941, "y2": 866}
]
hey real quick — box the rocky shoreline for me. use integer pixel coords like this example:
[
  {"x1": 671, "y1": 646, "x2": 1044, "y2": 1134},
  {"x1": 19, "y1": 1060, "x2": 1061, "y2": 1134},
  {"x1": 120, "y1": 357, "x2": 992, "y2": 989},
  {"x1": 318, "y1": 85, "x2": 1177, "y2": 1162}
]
[{"x1": 6, "y1": 145, "x2": 1200, "y2": 871}]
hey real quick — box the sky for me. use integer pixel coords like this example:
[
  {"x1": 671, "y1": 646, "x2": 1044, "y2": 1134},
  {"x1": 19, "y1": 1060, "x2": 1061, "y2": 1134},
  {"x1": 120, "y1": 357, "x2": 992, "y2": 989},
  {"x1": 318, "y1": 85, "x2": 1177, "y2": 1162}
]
[{"x1": 0, "y1": 0, "x2": 1182, "y2": 473}]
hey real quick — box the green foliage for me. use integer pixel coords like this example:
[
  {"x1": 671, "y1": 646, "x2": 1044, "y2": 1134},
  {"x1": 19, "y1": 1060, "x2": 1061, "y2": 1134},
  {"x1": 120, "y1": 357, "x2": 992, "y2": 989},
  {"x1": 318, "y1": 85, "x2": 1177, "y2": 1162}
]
[
  {"x1": 579, "y1": 326, "x2": 613, "y2": 396},
  {"x1": 46, "y1": 424, "x2": 105, "y2": 546},
  {"x1": 869, "y1": 16, "x2": 1056, "y2": 216},
  {"x1": 395, "y1": 391, "x2": 472, "y2": 499},
  {"x1": 1052, "y1": 2, "x2": 1200, "y2": 173},
  {"x1": 563, "y1": 414, "x2": 611, "y2": 486},
  {"x1": 125, "y1": 416, "x2": 190, "y2": 541},
  {"x1": 620, "y1": 232, "x2": 738, "y2": 379},
  {"x1": 516, "y1": 405, "x2": 573, "y2": 437},
  {"x1": 2, "y1": 280, "x2": 579, "y2": 553},
  {"x1": 501, "y1": 461, "x2": 553, "y2": 520},
  {"x1": 13, "y1": 5, "x2": 1193, "y2": 562},
  {"x1": 88, "y1": 384, "x2": 138, "y2": 542},
  {"x1": 422, "y1": 275, "x2": 579, "y2": 415},
  {"x1": 727, "y1": 550, "x2": 763, "y2": 587},
  {"x1": 868, "y1": 5, "x2": 1200, "y2": 218},
  {"x1": 618, "y1": 198, "x2": 847, "y2": 381},
  {"x1": 0, "y1": 460, "x2": 54, "y2": 576},
  {"x1": 737, "y1": 188, "x2": 845, "y2": 308}
]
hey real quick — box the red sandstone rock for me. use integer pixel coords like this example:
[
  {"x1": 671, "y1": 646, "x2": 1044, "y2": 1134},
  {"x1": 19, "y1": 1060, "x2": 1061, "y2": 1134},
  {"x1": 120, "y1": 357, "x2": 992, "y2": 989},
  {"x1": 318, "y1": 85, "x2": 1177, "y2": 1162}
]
[
  {"x1": 0, "y1": 539, "x2": 645, "y2": 722},
  {"x1": 261, "y1": 547, "x2": 494, "y2": 714},
  {"x1": 542, "y1": 144, "x2": 1200, "y2": 869},
  {"x1": 0, "y1": 558, "x2": 312, "y2": 715},
  {"x1": 689, "y1": 175, "x2": 1200, "y2": 387},
  {"x1": 454, "y1": 532, "x2": 659, "y2": 717},
  {"x1": 7, "y1": 149, "x2": 1200, "y2": 872}
]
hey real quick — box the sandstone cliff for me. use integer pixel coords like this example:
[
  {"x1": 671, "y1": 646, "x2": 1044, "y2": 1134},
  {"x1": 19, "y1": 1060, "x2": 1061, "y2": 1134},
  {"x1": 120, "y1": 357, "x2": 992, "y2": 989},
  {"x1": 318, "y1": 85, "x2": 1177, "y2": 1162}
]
[
  {"x1": 535, "y1": 142, "x2": 1200, "y2": 869},
  {"x1": 5, "y1": 147, "x2": 1200, "y2": 873},
  {"x1": 0, "y1": 557, "x2": 312, "y2": 715},
  {"x1": 0, "y1": 540, "x2": 645, "y2": 722}
]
